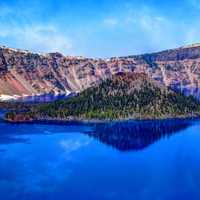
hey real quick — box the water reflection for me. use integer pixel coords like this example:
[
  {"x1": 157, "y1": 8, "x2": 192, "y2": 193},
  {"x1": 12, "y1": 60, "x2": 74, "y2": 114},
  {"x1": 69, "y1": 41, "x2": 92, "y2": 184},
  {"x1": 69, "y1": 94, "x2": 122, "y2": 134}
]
[
  {"x1": 11, "y1": 93, "x2": 76, "y2": 103},
  {"x1": 87, "y1": 120, "x2": 193, "y2": 151},
  {"x1": 0, "y1": 117, "x2": 196, "y2": 152},
  {"x1": 0, "y1": 121, "x2": 92, "y2": 146},
  {"x1": 15, "y1": 93, "x2": 66, "y2": 103},
  {"x1": 172, "y1": 86, "x2": 200, "y2": 100},
  {"x1": 0, "y1": 110, "x2": 6, "y2": 120},
  {"x1": 0, "y1": 118, "x2": 200, "y2": 200}
]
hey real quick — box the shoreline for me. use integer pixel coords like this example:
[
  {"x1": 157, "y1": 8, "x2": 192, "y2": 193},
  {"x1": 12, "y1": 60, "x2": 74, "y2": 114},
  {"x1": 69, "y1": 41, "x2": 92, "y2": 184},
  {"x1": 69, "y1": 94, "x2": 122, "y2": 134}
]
[{"x1": 3, "y1": 115, "x2": 200, "y2": 125}]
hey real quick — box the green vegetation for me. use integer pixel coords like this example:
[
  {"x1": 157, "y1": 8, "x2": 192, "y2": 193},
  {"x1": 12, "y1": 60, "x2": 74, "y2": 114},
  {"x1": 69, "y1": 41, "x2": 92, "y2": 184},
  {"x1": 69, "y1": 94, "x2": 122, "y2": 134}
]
[{"x1": 5, "y1": 73, "x2": 200, "y2": 121}]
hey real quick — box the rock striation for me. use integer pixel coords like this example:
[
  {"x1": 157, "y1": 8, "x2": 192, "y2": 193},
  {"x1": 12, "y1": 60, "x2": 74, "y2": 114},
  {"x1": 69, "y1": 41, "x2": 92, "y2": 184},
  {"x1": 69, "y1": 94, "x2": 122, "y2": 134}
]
[
  {"x1": 1, "y1": 44, "x2": 200, "y2": 100},
  {"x1": 5, "y1": 72, "x2": 200, "y2": 122}
]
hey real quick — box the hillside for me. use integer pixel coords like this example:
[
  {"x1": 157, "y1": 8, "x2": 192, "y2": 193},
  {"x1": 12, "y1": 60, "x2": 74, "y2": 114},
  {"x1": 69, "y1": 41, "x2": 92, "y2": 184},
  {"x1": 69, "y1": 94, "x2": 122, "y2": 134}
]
[
  {"x1": 5, "y1": 72, "x2": 200, "y2": 122},
  {"x1": 1, "y1": 43, "x2": 200, "y2": 100}
]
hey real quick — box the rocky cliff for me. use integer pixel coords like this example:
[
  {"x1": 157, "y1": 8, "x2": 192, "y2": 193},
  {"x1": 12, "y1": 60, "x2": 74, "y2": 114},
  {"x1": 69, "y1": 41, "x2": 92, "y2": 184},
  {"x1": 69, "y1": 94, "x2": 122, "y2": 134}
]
[
  {"x1": 5, "y1": 72, "x2": 200, "y2": 122},
  {"x1": 1, "y1": 44, "x2": 200, "y2": 100}
]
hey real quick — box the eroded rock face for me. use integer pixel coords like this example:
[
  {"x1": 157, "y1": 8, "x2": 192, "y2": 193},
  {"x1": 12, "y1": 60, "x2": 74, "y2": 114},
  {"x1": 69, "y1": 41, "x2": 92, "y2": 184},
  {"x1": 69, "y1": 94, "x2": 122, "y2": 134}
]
[
  {"x1": 0, "y1": 49, "x2": 7, "y2": 75},
  {"x1": 0, "y1": 44, "x2": 200, "y2": 97}
]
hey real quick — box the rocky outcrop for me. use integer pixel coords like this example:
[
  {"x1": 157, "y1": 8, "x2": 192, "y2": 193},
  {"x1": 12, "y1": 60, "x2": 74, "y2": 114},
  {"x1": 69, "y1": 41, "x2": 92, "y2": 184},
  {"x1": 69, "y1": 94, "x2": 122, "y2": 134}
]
[
  {"x1": 1, "y1": 44, "x2": 200, "y2": 99},
  {"x1": 5, "y1": 72, "x2": 200, "y2": 122}
]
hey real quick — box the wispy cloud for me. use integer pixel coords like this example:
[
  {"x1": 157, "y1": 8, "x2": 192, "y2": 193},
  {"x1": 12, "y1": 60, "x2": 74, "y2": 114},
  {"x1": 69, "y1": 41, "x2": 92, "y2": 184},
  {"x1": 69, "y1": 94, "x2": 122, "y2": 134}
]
[
  {"x1": 101, "y1": 6, "x2": 200, "y2": 53},
  {"x1": 0, "y1": 24, "x2": 73, "y2": 54},
  {"x1": 186, "y1": 0, "x2": 200, "y2": 9},
  {"x1": 0, "y1": 2, "x2": 73, "y2": 54},
  {"x1": 60, "y1": 138, "x2": 91, "y2": 154},
  {"x1": 0, "y1": 0, "x2": 200, "y2": 57},
  {"x1": 103, "y1": 18, "x2": 118, "y2": 27}
]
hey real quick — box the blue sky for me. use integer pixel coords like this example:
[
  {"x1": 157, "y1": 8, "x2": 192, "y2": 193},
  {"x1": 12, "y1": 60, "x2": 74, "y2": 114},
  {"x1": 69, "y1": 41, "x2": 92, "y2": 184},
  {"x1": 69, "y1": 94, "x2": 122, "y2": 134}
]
[{"x1": 0, "y1": 0, "x2": 200, "y2": 57}]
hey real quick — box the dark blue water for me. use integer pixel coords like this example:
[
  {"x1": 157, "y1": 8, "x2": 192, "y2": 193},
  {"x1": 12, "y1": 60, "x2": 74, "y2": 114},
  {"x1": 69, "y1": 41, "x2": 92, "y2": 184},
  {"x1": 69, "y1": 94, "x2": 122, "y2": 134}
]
[
  {"x1": 9, "y1": 93, "x2": 76, "y2": 103},
  {"x1": 1, "y1": 114, "x2": 200, "y2": 200},
  {"x1": 172, "y1": 86, "x2": 200, "y2": 100}
]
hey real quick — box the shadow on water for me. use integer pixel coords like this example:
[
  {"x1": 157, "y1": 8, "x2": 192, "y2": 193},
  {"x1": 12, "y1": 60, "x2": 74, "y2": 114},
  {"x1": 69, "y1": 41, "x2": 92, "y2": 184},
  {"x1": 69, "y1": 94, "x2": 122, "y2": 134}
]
[
  {"x1": 172, "y1": 86, "x2": 200, "y2": 100},
  {"x1": 0, "y1": 110, "x2": 6, "y2": 121},
  {"x1": 0, "y1": 107, "x2": 197, "y2": 152},
  {"x1": 86, "y1": 119, "x2": 194, "y2": 151}
]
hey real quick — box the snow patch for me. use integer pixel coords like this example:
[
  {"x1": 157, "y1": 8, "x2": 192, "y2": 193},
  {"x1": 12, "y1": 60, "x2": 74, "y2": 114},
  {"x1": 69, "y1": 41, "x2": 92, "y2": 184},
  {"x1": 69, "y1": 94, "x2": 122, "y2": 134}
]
[
  {"x1": 0, "y1": 91, "x2": 72, "y2": 102},
  {"x1": 181, "y1": 43, "x2": 200, "y2": 49},
  {"x1": 0, "y1": 94, "x2": 20, "y2": 101}
]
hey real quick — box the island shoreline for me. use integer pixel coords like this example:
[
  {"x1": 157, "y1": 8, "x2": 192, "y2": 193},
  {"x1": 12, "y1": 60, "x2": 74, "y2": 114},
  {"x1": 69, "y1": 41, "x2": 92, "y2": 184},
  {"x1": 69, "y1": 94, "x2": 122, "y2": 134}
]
[{"x1": 3, "y1": 114, "x2": 200, "y2": 125}]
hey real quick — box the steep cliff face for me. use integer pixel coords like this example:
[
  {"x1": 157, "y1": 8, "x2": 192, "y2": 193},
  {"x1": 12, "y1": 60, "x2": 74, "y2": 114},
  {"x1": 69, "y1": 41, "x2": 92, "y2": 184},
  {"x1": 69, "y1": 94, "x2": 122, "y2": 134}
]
[
  {"x1": 6, "y1": 72, "x2": 200, "y2": 122},
  {"x1": 0, "y1": 44, "x2": 200, "y2": 99}
]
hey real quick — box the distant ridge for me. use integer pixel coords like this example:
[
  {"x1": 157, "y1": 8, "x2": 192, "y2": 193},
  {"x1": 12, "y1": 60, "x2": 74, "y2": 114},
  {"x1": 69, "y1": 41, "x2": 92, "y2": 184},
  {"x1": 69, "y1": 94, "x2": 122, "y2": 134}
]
[
  {"x1": 181, "y1": 43, "x2": 200, "y2": 49},
  {"x1": 1, "y1": 43, "x2": 200, "y2": 100}
]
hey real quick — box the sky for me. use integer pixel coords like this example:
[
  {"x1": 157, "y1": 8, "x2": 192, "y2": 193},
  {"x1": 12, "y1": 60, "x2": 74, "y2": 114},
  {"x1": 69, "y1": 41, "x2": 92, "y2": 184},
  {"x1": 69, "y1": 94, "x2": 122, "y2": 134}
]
[{"x1": 0, "y1": 0, "x2": 200, "y2": 57}]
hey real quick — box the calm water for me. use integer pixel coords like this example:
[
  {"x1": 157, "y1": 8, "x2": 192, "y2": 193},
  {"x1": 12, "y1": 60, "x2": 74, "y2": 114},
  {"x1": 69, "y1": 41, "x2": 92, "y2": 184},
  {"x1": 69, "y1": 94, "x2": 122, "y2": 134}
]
[
  {"x1": 8, "y1": 86, "x2": 200, "y2": 103},
  {"x1": 9, "y1": 93, "x2": 75, "y2": 103},
  {"x1": 172, "y1": 86, "x2": 200, "y2": 100},
  {"x1": 5, "y1": 87, "x2": 200, "y2": 104},
  {"x1": 1, "y1": 113, "x2": 200, "y2": 200}
]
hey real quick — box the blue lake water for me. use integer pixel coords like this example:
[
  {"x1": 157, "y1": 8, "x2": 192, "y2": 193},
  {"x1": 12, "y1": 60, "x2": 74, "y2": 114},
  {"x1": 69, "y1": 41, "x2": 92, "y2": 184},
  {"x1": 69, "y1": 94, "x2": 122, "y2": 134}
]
[
  {"x1": 7, "y1": 87, "x2": 200, "y2": 104},
  {"x1": 11, "y1": 93, "x2": 71, "y2": 103},
  {"x1": 1, "y1": 113, "x2": 200, "y2": 199}
]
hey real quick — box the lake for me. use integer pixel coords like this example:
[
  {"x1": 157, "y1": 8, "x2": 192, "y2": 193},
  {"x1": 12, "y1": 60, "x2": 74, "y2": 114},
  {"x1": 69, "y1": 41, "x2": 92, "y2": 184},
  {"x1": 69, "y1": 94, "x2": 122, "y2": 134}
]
[
  {"x1": 9, "y1": 93, "x2": 73, "y2": 103},
  {"x1": 1, "y1": 113, "x2": 200, "y2": 200},
  {"x1": 4, "y1": 86, "x2": 200, "y2": 104}
]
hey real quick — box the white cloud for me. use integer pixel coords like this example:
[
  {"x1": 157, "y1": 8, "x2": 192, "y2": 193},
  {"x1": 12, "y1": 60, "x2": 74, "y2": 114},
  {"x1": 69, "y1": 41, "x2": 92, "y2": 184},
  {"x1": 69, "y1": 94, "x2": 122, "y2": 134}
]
[
  {"x1": 0, "y1": 3, "x2": 73, "y2": 54},
  {"x1": 186, "y1": 0, "x2": 200, "y2": 9},
  {"x1": 133, "y1": 13, "x2": 179, "y2": 49},
  {"x1": 0, "y1": 2, "x2": 200, "y2": 57},
  {"x1": 0, "y1": 23, "x2": 73, "y2": 54},
  {"x1": 101, "y1": 7, "x2": 200, "y2": 53},
  {"x1": 138, "y1": 15, "x2": 166, "y2": 31},
  {"x1": 60, "y1": 138, "x2": 91, "y2": 154},
  {"x1": 21, "y1": 25, "x2": 73, "y2": 54},
  {"x1": 103, "y1": 18, "x2": 118, "y2": 27}
]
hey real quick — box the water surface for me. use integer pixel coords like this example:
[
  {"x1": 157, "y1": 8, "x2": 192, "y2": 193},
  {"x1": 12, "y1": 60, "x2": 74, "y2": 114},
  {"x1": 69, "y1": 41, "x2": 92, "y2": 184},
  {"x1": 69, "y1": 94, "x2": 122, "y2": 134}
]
[
  {"x1": 8, "y1": 93, "x2": 75, "y2": 103},
  {"x1": 1, "y1": 114, "x2": 200, "y2": 200}
]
